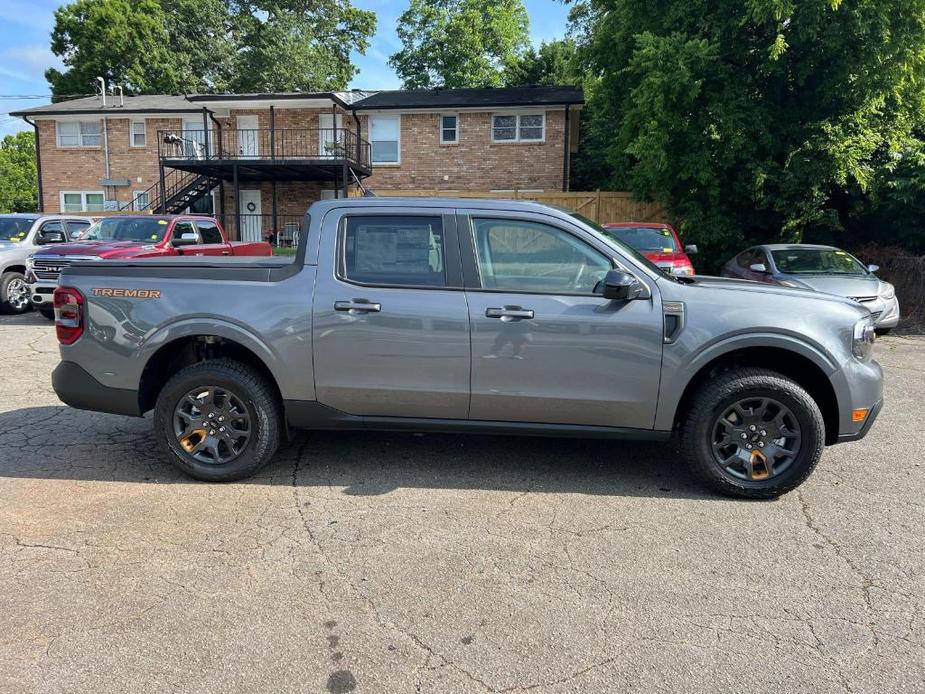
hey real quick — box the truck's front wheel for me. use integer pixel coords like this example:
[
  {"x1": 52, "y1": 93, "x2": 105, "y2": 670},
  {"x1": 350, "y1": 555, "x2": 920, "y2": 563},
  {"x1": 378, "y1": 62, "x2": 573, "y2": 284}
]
[
  {"x1": 680, "y1": 368, "x2": 825, "y2": 499},
  {"x1": 154, "y1": 359, "x2": 282, "y2": 482},
  {"x1": 0, "y1": 272, "x2": 31, "y2": 314}
]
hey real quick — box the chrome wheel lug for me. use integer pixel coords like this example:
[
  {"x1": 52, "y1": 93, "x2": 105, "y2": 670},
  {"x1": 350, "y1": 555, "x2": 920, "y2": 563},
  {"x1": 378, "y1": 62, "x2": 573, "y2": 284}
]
[
  {"x1": 749, "y1": 425, "x2": 757, "y2": 432},
  {"x1": 758, "y1": 442, "x2": 765, "y2": 448},
  {"x1": 740, "y1": 433, "x2": 748, "y2": 440},
  {"x1": 219, "y1": 427, "x2": 225, "y2": 432},
  {"x1": 760, "y1": 430, "x2": 767, "y2": 437},
  {"x1": 746, "y1": 444, "x2": 753, "y2": 450},
  {"x1": 209, "y1": 430, "x2": 215, "y2": 435}
]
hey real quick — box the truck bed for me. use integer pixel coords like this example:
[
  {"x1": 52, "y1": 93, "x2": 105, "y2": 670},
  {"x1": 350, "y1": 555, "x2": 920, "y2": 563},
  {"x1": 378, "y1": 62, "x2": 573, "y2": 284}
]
[{"x1": 61, "y1": 255, "x2": 297, "y2": 283}]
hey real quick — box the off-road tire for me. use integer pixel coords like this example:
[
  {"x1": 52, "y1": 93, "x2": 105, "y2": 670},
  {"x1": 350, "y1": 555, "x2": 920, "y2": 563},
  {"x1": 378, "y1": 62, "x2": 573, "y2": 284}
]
[
  {"x1": 0, "y1": 271, "x2": 31, "y2": 314},
  {"x1": 154, "y1": 359, "x2": 282, "y2": 482},
  {"x1": 680, "y1": 368, "x2": 825, "y2": 499}
]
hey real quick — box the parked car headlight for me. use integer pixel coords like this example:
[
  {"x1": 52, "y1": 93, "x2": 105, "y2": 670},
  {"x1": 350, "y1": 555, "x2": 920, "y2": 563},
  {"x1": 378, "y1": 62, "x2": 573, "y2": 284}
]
[
  {"x1": 852, "y1": 316, "x2": 876, "y2": 361},
  {"x1": 879, "y1": 282, "x2": 895, "y2": 300},
  {"x1": 25, "y1": 256, "x2": 35, "y2": 271}
]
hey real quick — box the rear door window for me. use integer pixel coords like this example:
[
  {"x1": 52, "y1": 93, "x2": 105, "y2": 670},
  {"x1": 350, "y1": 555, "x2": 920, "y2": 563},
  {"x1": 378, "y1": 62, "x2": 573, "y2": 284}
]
[
  {"x1": 196, "y1": 220, "x2": 224, "y2": 244},
  {"x1": 66, "y1": 220, "x2": 91, "y2": 239},
  {"x1": 340, "y1": 216, "x2": 445, "y2": 287}
]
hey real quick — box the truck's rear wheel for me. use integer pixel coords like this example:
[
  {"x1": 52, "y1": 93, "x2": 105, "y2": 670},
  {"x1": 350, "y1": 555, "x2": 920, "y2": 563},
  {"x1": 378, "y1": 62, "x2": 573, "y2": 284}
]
[
  {"x1": 680, "y1": 368, "x2": 825, "y2": 499},
  {"x1": 154, "y1": 359, "x2": 281, "y2": 482},
  {"x1": 1, "y1": 272, "x2": 31, "y2": 314}
]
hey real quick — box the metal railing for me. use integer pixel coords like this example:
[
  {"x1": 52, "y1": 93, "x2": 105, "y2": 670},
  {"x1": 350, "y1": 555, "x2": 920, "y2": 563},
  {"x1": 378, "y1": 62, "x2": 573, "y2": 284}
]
[
  {"x1": 119, "y1": 169, "x2": 215, "y2": 213},
  {"x1": 217, "y1": 214, "x2": 304, "y2": 247},
  {"x1": 159, "y1": 128, "x2": 371, "y2": 168}
]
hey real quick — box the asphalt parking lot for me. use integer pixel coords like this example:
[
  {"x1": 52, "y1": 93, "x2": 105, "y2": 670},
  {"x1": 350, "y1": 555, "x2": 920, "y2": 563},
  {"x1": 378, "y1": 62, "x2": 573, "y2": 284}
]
[{"x1": 0, "y1": 312, "x2": 922, "y2": 693}]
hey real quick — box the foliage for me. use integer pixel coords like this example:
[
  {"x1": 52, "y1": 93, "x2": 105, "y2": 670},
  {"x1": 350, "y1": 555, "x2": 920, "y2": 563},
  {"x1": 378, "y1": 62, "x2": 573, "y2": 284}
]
[
  {"x1": 503, "y1": 39, "x2": 580, "y2": 87},
  {"x1": 390, "y1": 0, "x2": 530, "y2": 88},
  {"x1": 569, "y1": 0, "x2": 925, "y2": 268},
  {"x1": 0, "y1": 132, "x2": 38, "y2": 213},
  {"x1": 47, "y1": 0, "x2": 377, "y2": 96}
]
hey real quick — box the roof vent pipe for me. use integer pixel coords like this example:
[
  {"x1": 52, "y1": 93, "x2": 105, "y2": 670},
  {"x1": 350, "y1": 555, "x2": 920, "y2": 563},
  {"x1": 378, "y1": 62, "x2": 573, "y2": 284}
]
[
  {"x1": 96, "y1": 76, "x2": 106, "y2": 107},
  {"x1": 115, "y1": 85, "x2": 124, "y2": 107}
]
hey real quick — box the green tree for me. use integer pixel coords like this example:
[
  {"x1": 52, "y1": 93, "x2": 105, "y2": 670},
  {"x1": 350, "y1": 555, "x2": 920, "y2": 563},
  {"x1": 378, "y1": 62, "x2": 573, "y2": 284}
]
[
  {"x1": 0, "y1": 132, "x2": 38, "y2": 213},
  {"x1": 390, "y1": 0, "x2": 530, "y2": 89},
  {"x1": 503, "y1": 39, "x2": 580, "y2": 87},
  {"x1": 47, "y1": 0, "x2": 376, "y2": 96},
  {"x1": 570, "y1": 0, "x2": 925, "y2": 265}
]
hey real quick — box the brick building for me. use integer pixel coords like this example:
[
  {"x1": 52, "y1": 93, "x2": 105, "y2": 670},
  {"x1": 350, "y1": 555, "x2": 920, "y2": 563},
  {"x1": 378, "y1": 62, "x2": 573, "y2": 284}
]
[{"x1": 13, "y1": 86, "x2": 583, "y2": 240}]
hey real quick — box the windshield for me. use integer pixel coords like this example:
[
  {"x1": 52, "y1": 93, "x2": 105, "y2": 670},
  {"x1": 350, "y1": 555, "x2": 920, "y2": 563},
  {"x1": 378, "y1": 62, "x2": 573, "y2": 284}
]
[
  {"x1": 771, "y1": 248, "x2": 868, "y2": 275},
  {"x1": 0, "y1": 218, "x2": 36, "y2": 242},
  {"x1": 82, "y1": 217, "x2": 169, "y2": 243},
  {"x1": 569, "y1": 213, "x2": 667, "y2": 277},
  {"x1": 601, "y1": 226, "x2": 679, "y2": 253}
]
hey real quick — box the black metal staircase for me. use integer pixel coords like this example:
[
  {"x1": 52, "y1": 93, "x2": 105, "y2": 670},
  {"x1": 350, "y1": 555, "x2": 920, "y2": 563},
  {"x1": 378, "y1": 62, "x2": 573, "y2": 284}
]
[{"x1": 119, "y1": 169, "x2": 218, "y2": 214}]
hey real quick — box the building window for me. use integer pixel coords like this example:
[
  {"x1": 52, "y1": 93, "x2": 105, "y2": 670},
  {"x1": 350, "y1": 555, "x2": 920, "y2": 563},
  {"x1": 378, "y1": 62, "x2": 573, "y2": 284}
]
[
  {"x1": 491, "y1": 113, "x2": 545, "y2": 143},
  {"x1": 131, "y1": 119, "x2": 146, "y2": 147},
  {"x1": 132, "y1": 191, "x2": 150, "y2": 211},
  {"x1": 440, "y1": 114, "x2": 458, "y2": 144},
  {"x1": 56, "y1": 120, "x2": 101, "y2": 147},
  {"x1": 61, "y1": 191, "x2": 105, "y2": 213},
  {"x1": 370, "y1": 116, "x2": 400, "y2": 164}
]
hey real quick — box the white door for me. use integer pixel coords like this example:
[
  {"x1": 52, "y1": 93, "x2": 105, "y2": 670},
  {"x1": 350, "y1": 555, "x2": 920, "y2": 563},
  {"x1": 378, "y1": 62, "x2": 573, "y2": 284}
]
[
  {"x1": 318, "y1": 113, "x2": 343, "y2": 158},
  {"x1": 237, "y1": 115, "x2": 259, "y2": 158},
  {"x1": 239, "y1": 189, "x2": 262, "y2": 242},
  {"x1": 183, "y1": 118, "x2": 207, "y2": 158}
]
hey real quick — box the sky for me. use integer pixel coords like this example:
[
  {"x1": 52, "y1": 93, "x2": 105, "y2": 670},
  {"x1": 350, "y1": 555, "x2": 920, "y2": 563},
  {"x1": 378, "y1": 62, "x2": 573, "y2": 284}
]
[{"x1": 0, "y1": 0, "x2": 571, "y2": 137}]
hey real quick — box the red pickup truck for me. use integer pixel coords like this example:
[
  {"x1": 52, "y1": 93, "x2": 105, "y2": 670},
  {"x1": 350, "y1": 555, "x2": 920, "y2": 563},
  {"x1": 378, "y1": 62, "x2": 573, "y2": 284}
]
[{"x1": 27, "y1": 215, "x2": 272, "y2": 317}]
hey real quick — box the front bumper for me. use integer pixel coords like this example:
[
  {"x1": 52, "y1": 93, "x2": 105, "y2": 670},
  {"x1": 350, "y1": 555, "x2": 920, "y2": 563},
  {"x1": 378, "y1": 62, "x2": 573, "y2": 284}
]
[
  {"x1": 838, "y1": 398, "x2": 883, "y2": 443},
  {"x1": 28, "y1": 279, "x2": 57, "y2": 306},
  {"x1": 52, "y1": 361, "x2": 141, "y2": 417},
  {"x1": 860, "y1": 295, "x2": 900, "y2": 328}
]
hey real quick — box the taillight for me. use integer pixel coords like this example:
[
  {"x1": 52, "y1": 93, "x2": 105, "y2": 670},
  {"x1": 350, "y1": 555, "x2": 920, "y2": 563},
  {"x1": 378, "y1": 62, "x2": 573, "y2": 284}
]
[{"x1": 53, "y1": 287, "x2": 84, "y2": 344}]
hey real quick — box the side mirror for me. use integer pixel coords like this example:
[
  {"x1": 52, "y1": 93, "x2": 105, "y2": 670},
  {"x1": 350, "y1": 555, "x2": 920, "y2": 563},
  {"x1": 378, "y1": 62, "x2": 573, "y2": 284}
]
[
  {"x1": 684, "y1": 244, "x2": 699, "y2": 255},
  {"x1": 172, "y1": 232, "x2": 199, "y2": 247},
  {"x1": 37, "y1": 230, "x2": 66, "y2": 244},
  {"x1": 867, "y1": 264, "x2": 879, "y2": 273},
  {"x1": 597, "y1": 269, "x2": 644, "y2": 301},
  {"x1": 749, "y1": 263, "x2": 768, "y2": 274}
]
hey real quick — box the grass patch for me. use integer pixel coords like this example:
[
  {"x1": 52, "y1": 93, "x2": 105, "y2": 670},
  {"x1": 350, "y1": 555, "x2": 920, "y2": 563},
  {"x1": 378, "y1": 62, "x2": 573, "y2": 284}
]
[{"x1": 272, "y1": 247, "x2": 298, "y2": 256}]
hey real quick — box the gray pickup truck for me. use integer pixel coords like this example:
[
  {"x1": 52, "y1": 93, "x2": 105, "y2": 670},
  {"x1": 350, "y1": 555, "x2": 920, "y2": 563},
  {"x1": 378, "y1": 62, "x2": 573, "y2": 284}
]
[{"x1": 50, "y1": 198, "x2": 882, "y2": 498}]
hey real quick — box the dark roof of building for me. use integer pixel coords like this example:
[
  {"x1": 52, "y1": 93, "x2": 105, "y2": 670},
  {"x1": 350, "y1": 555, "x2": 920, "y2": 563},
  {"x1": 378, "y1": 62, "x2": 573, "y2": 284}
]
[
  {"x1": 10, "y1": 94, "x2": 198, "y2": 117},
  {"x1": 352, "y1": 85, "x2": 584, "y2": 110},
  {"x1": 11, "y1": 85, "x2": 584, "y2": 118}
]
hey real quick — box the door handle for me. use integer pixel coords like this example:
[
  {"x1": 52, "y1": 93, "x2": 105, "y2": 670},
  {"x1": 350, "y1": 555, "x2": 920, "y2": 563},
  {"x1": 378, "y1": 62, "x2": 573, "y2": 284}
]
[
  {"x1": 485, "y1": 306, "x2": 534, "y2": 320},
  {"x1": 334, "y1": 299, "x2": 381, "y2": 313}
]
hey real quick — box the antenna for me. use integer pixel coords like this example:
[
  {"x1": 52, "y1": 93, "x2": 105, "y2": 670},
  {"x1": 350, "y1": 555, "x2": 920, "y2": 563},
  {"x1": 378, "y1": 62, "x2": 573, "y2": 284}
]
[{"x1": 96, "y1": 76, "x2": 106, "y2": 107}]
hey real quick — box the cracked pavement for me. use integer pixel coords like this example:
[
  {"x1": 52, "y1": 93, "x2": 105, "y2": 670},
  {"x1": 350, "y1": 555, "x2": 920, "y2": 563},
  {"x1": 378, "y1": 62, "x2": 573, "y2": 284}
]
[{"x1": 0, "y1": 311, "x2": 922, "y2": 693}]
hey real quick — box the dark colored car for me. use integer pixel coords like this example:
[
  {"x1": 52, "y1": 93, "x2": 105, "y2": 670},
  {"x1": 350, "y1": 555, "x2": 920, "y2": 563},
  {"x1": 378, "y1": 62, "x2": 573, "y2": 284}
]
[
  {"x1": 601, "y1": 223, "x2": 697, "y2": 276},
  {"x1": 721, "y1": 244, "x2": 899, "y2": 332}
]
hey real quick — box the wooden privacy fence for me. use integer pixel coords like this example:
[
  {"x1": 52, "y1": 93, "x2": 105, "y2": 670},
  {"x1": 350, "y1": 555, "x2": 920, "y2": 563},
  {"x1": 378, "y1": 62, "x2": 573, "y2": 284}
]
[{"x1": 360, "y1": 190, "x2": 669, "y2": 224}]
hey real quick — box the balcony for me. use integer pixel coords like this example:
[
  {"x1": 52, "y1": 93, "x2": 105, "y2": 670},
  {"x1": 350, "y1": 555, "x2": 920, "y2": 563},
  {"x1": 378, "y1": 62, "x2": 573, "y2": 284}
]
[{"x1": 158, "y1": 127, "x2": 372, "y2": 182}]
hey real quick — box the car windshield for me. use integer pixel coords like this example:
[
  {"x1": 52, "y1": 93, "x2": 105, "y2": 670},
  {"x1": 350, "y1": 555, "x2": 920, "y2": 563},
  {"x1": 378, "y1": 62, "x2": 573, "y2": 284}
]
[
  {"x1": 568, "y1": 213, "x2": 667, "y2": 277},
  {"x1": 601, "y1": 226, "x2": 679, "y2": 253},
  {"x1": 82, "y1": 217, "x2": 169, "y2": 243},
  {"x1": 771, "y1": 248, "x2": 868, "y2": 275},
  {"x1": 0, "y1": 218, "x2": 36, "y2": 242}
]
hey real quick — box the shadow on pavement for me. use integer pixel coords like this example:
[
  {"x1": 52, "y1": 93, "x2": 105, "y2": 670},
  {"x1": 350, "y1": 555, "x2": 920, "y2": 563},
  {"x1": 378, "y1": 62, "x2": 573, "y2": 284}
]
[
  {"x1": 0, "y1": 405, "x2": 717, "y2": 501},
  {"x1": 0, "y1": 311, "x2": 53, "y2": 327}
]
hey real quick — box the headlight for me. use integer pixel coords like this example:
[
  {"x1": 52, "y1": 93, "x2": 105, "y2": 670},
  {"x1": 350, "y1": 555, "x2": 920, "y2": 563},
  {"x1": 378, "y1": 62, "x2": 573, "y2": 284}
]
[
  {"x1": 852, "y1": 317, "x2": 876, "y2": 360},
  {"x1": 26, "y1": 256, "x2": 35, "y2": 271},
  {"x1": 879, "y1": 282, "x2": 895, "y2": 300},
  {"x1": 672, "y1": 265, "x2": 695, "y2": 276}
]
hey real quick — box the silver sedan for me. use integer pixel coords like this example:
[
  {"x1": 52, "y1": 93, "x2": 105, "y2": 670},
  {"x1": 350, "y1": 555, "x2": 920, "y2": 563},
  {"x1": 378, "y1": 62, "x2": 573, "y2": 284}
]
[{"x1": 722, "y1": 244, "x2": 900, "y2": 333}]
